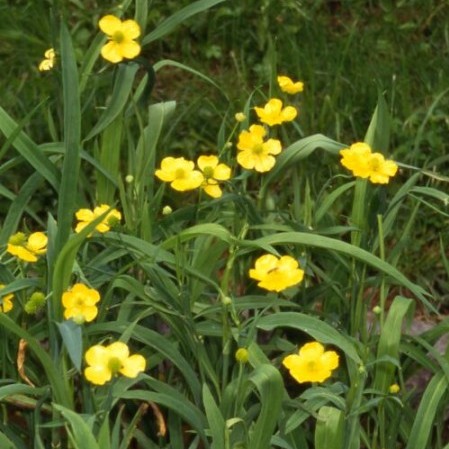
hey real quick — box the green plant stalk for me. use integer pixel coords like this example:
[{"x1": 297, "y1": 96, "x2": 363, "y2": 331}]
[
  {"x1": 349, "y1": 178, "x2": 368, "y2": 338},
  {"x1": 377, "y1": 214, "x2": 386, "y2": 329},
  {"x1": 219, "y1": 225, "x2": 247, "y2": 394}
]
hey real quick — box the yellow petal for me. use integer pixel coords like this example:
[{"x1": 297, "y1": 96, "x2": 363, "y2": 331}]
[
  {"x1": 85, "y1": 345, "x2": 110, "y2": 366},
  {"x1": 118, "y1": 40, "x2": 141, "y2": 59},
  {"x1": 197, "y1": 155, "x2": 219, "y2": 171},
  {"x1": 213, "y1": 163, "x2": 231, "y2": 180},
  {"x1": 203, "y1": 184, "x2": 222, "y2": 198},
  {"x1": 76, "y1": 208, "x2": 95, "y2": 222},
  {"x1": 121, "y1": 19, "x2": 141, "y2": 39},
  {"x1": 101, "y1": 41, "x2": 124, "y2": 63},
  {"x1": 85, "y1": 365, "x2": 112, "y2": 385},
  {"x1": 7, "y1": 244, "x2": 37, "y2": 262},
  {"x1": 120, "y1": 354, "x2": 146, "y2": 378},
  {"x1": 27, "y1": 232, "x2": 47, "y2": 253},
  {"x1": 99, "y1": 15, "x2": 122, "y2": 36},
  {"x1": 107, "y1": 342, "x2": 130, "y2": 362}
]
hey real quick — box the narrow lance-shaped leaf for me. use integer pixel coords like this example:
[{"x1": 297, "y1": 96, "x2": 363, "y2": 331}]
[{"x1": 55, "y1": 21, "x2": 81, "y2": 253}]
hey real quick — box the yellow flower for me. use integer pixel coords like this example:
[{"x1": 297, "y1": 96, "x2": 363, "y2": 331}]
[
  {"x1": 249, "y1": 254, "x2": 304, "y2": 292},
  {"x1": 62, "y1": 283, "x2": 101, "y2": 324},
  {"x1": 340, "y1": 142, "x2": 398, "y2": 184},
  {"x1": 75, "y1": 205, "x2": 121, "y2": 234},
  {"x1": 236, "y1": 124, "x2": 282, "y2": 173},
  {"x1": 84, "y1": 341, "x2": 146, "y2": 385},
  {"x1": 277, "y1": 75, "x2": 304, "y2": 94},
  {"x1": 283, "y1": 342, "x2": 339, "y2": 383},
  {"x1": 155, "y1": 157, "x2": 204, "y2": 192},
  {"x1": 254, "y1": 98, "x2": 297, "y2": 126},
  {"x1": 389, "y1": 383, "x2": 400, "y2": 394},
  {"x1": 7, "y1": 232, "x2": 48, "y2": 262},
  {"x1": 0, "y1": 284, "x2": 14, "y2": 313},
  {"x1": 99, "y1": 15, "x2": 141, "y2": 63},
  {"x1": 197, "y1": 155, "x2": 231, "y2": 198},
  {"x1": 38, "y1": 48, "x2": 55, "y2": 71}
]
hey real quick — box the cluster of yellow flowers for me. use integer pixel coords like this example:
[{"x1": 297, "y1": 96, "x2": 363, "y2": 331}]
[
  {"x1": 340, "y1": 142, "x2": 398, "y2": 184},
  {"x1": 3, "y1": 204, "x2": 134, "y2": 384},
  {"x1": 236, "y1": 75, "x2": 302, "y2": 174},
  {"x1": 155, "y1": 155, "x2": 231, "y2": 198}
]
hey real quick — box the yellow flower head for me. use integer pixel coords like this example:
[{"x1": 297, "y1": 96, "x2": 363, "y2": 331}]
[
  {"x1": 283, "y1": 342, "x2": 339, "y2": 383},
  {"x1": 155, "y1": 157, "x2": 204, "y2": 192},
  {"x1": 197, "y1": 155, "x2": 231, "y2": 198},
  {"x1": 254, "y1": 98, "x2": 297, "y2": 126},
  {"x1": 75, "y1": 205, "x2": 121, "y2": 234},
  {"x1": 62, "y1": 283, "x2": 101, "y2": 324},
  {"x1": 38, "y1": 48, "x2": 56, "y2": 71},
  {"x1": 277, "y1": 75, "x2": 304, "y2": 94},
  {"x1": 84, "y1": 341, "x2": 146, "y2": 385},
  {"x1": 0, "y1": 284, "x2": 14, "y2": 313},
  {"x1": 249, "y1": 254, "x2": 304, "y2": 292},
  {"x1": 99, "y1": 15, "x2": 141, "y2": 63},
  {"x1": 7, "y1": 232, "x2": 48, "y2": 262},
  {"x1": 340, "y1": 142, "x2": 398, "y2": 184},
  {"x1": 236, "y1": 124, "x2": 282, "y2": 173}
]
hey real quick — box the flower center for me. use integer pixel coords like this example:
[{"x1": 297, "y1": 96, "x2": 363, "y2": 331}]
[
  {"x1": 252, "y1": 144, "x2": 265, "y2": 155},
  {"x1": 108, "y1": 357, "x2": 123, "y2": 374},
  {"x1": 175, "y1": 168, "x2": 186, "y2": 179},
  {"x1": 307, "y1": 360, "x2": 317, "y2": 371},
  {"x1": 112, "y1": 31, "x2": 125, "y2": 43},
  {"x1": 369, "y1": 156, "x2": 381, "y2": 171},
  {"x1": 202, "y1": 166, "x2": 214, "y2": 179}
]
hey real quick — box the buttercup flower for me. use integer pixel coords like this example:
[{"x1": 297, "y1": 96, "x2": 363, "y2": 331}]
[
  {"x1": 0, "y1": 284, "x2": 14, "y2": 313},
  {"x1": 249, "y1": 254, "x2": 304, "y2": 292},
  {"x1": 7, "y1": 232, "x2": 48, "y2": 262},
  {"x1": 99, "y1": 15, "x2": 141, "y2": 63},
  {"x1": 277, "y1": 75, "x2": 304, "y2": 94},
  {"x1": 155, "y1": 157, "x2": 204, "y2": 192},
  {"x1": 340, "y1": 142, "x2": 398, "y2": 184},
  {"x1": 254, "y1": 98, "x2": 297, "y2": 126},
  {"x1": 197, "y1": 155, "x2": 231, "y2": 198},
  {"x1": 38, "y1": 48, "x2": 56, "y2": 71},
  {"x1": 62, "y1": 283, "x2": 101, "y2": 324},
  {"x1": 283, "y1": 342, "x2": 339, "y2": 383},
  {"x1": 236, "y1": 124, "x2": 282, "y2": 172},
  {"x1": 75, "y1": 205, "x2": 121, "y2": 234},
  {"x1": 84, "y1": 341, "x2": 146, "y2": 385}
]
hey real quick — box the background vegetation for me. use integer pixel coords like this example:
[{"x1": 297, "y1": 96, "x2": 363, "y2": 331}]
[{"x1": 1, "y1": 1, "x2": 449, "y2": 448}]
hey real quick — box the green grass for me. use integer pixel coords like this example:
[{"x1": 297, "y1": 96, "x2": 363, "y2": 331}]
[{"x1": 1, "y1": 1, "x2": 449, "y2": 448}]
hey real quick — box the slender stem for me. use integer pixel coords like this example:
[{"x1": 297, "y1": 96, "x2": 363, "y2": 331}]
[{"x1": 377, "y1": 214, "x2": 386, "y2": 329}]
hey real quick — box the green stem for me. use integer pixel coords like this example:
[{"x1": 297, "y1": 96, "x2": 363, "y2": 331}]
[{"x1": 377, "y1": 214, "x2": 386, "y2": 329}]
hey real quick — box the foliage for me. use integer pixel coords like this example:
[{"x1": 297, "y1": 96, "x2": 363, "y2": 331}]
[{"x1": 1, "y1": 1, "x2": 449, "y2": 449}]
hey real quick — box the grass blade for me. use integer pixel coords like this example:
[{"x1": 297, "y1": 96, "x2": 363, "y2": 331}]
[
  {"x1": 142, "y1": 0, "x2": 226, "y2": 45},
  {"x1": 55, "y1": 21, "x2": 81, "y2": 253}
]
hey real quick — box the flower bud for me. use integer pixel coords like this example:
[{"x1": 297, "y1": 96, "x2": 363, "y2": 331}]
[{"x1": 235, "y1": 348, "x2": 249, "y2": 363}]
